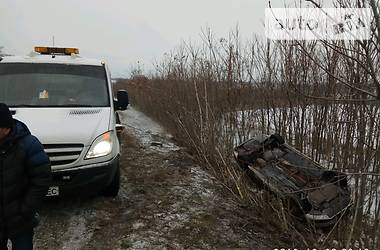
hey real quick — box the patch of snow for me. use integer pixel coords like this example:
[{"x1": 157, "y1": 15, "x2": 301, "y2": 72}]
[
  {"x1": 128, "y1": 235, "x2": 152, "y2": 250},
  {"x1": 61, "y1": 215, "x2": 93, "y2": 250},
  {"x1": 119, "y1": 107, "x2": 180, "y2": 152},
  {"x1": 132, "y1": 222, "x2": 145, "y2": 230},
  {"x1": 232, "y1": 105, "x2": 380, "y2": 219},
  {"x1": 190, "y1": 167, "x2": 214, "y2": 199}
]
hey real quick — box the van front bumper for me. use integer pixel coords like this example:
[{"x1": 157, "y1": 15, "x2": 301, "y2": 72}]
[{"x1": 49, "y1": 155, "x2": 119, "y2": 196}]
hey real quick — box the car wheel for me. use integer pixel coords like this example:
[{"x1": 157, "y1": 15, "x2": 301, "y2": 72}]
[
  {"x1": 269, "y1": 134, "x2": 285, "y2": 146},
  {"x1": 102, "y1": 165, "x2": 120, "y2": 197},
  {"x1": 116, "y1": 112, "x2": 121, "y2": 124}
]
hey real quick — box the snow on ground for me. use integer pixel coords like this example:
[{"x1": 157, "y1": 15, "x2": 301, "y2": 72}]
[
  {"x1": 117, "y1": 106, "x2": 261, "y2": 249},
  {"x1": 61, "y1": 215, "x2": 93, "y2": 250},
  {"x1": 118, "y1": 106, "x2": 180, "y2": 153},
  {"x1": 33, "y1": 105, "x2": 267, "y2": 250},
  {"x1": 231, "y1": 105, "x2": 380, "y2": 218}
]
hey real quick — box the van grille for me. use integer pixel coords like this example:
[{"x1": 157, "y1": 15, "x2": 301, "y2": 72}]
[
  {"x1": 43, "y1": 144, "x2": 84, "y2": 167},
  {"x1": 69, "y1": 109, "x2": 102, "y2": 115}
]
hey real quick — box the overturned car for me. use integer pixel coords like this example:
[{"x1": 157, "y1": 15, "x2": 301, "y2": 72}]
[{"x1": 234, "y1": 134, "x2": 352, "y2": 227}]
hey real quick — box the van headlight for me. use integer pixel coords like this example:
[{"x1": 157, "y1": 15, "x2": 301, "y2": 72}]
[{"x1": 85, "y1": 131, "x2": 113, "y2": 159}]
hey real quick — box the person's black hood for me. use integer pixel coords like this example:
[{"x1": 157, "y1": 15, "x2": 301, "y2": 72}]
[
  {"x1": 0, "y1": 103, "x2": 13, "y2": 129},
  {"x1": 1, "y1": 119, "x2": 31, "y2": 148},
  {"x1": 12, "y1": 119, "x2": 32, "y2": 140}
]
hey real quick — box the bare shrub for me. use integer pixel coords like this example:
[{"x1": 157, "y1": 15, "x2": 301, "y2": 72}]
[{"x1": 120, "y1": 17, "x2": 380, "y2": 248}]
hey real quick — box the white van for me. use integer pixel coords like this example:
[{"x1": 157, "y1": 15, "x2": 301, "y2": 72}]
[{"x1": 0, "y1": 47, "x2": 129, "y2": 197}]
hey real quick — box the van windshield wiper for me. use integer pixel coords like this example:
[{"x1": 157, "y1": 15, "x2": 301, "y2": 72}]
[
  {"x1": 61, "y1": 104, "x2": 95, "y2": 107},
  {"x1": 9, "y1": 104, "x2": 96, "y2": 108},
  {"x1": 9, "y1": 104, "x2": 41, "y2": 107}
]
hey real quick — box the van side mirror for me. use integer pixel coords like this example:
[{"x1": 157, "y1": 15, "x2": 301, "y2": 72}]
[{"x1": 114, "y1": 90, "x2": 129, "y2": 110}]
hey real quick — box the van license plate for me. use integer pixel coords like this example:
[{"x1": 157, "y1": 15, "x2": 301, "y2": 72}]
[{"x1": 47, "y1": 186, "x2": 60, "y2": 197}]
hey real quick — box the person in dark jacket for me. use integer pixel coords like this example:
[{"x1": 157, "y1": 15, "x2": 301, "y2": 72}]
[{"x1": 0, "y1": 103, "x2": 52, "y2": 250}]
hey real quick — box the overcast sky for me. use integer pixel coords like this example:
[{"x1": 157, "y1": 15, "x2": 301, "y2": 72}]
[{"x1": 0, "y1": 0, "x2": 323, "y2": 77}]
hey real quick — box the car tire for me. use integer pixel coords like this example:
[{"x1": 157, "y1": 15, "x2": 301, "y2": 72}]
[
  {"x1": 102, "y1": 165, "x2": 120, "y2": 197},
  {"x1": 269, "y1": 134, "x2": 285, "y2": 146},
  {"x1": 116, "y1": 112, "x2": 121, "y2": 124}
]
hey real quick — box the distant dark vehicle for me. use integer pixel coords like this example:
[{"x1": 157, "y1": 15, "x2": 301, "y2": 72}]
[{"x1": 234, "y1": 134, "x2": 352, "y2": 227}]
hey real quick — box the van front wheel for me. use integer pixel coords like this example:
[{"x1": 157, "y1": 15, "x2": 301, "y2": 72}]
[{"x1": 102, "y1": 165, "x2": 120, "y2": 197}]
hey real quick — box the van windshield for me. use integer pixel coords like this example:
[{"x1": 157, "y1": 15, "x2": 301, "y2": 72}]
[{"x1": 0, "y1": 63, "x2": 110, "y2": 107}]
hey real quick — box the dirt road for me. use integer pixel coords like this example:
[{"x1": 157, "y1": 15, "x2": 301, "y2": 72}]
[{"x1": 33, "y1": 107, "x2": 268, "y2": 250}]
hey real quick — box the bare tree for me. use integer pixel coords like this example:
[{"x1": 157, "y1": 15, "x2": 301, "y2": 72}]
[
  {"x1": 0, "y1": 46, "x2": 11, "y2": 58},
  {"x1": 268, "y1": 0, "x2": 380, "y2": 102}
]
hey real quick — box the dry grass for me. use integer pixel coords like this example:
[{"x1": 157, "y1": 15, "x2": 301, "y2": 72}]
[{"x1": 116, "y1": 23, "x2": 380, "y2": 249}]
